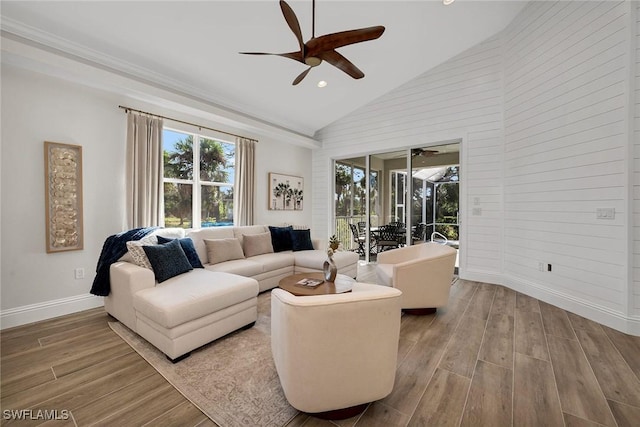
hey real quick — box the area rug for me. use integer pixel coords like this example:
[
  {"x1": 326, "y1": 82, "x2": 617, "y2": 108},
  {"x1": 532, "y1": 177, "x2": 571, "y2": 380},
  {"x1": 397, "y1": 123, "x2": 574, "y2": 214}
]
[{"x1": 109, "y1": 292, "x2": 299, "y2": 427}]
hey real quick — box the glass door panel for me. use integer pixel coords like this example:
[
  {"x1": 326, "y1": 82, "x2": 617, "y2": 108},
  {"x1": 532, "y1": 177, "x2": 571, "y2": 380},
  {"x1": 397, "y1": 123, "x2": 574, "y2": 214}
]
[{"x1": 334, "y1": 157, "x2": 366, "y2": 254}]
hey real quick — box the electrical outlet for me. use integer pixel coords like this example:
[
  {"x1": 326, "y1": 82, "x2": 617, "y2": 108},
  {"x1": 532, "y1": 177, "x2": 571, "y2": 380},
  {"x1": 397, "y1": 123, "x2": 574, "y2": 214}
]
[
  {"x1": 472, "y1": 207, "x2": 482, "y2": 216},
  {"x1": 74, "y1": 268, "x2": 85, "y2": 280},
  {"x1": 547, "y1": 264, "x2": 552, "y2": 272},
  {"x1": 538, "y1": 262, "x2": 544, "y2": 271}
]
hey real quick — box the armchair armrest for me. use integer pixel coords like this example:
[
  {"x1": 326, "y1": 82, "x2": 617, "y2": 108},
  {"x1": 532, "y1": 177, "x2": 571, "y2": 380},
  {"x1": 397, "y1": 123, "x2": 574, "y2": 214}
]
[{"x1": 377, "y1": 244, "x2": 422, "y2": 264}]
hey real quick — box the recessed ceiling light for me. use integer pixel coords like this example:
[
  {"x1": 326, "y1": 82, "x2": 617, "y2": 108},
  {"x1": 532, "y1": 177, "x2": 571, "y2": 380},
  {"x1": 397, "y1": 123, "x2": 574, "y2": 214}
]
[
  {"x1": 443, "y1": 0, "x2": 455, "y2": 5},
  {"x1": 317, "y1": 80, "x2": 328, "y2": 88}
]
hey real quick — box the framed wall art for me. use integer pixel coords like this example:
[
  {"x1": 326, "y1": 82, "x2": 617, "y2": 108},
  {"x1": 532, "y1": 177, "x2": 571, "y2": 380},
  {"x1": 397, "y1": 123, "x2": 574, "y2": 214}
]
[
  {"x1": 269, "y1": 172, "x2": 303, "y2": 211},
  {"x1": 44, "y1": 141, "x2": 84, "y2": 253}
]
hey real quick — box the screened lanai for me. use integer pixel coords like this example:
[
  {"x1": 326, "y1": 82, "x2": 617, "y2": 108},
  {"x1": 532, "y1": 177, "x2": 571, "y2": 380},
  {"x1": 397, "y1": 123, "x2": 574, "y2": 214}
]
[{"x1": 334, "y1": 142, "x2": 460, "y2": 263}]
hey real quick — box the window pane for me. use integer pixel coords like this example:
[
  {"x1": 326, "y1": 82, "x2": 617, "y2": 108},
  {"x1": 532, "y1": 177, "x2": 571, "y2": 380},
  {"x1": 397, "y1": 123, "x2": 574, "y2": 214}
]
[
  {"x1": 200, "y1": 138, "x2": 235, "y2": 184},
  {"x1": 164, "y1": 182, "x2": 192, "y2": 228},
  {"x1": 353, "y1": 167, "x2": 365, "y2": 216},
  {"x1": 335, "y1": 162, "x2": 352, "y2": 217},
  {"x1": 201, "y1": 185, "x2": 234, "y2": 227},
  {"x1": 163, "y1": 130, "x2": 194, "y2": 180}
]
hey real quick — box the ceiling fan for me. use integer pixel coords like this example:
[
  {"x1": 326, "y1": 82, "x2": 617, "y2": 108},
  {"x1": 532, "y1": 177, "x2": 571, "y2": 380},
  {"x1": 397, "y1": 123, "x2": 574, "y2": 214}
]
[{"x1": 240, "y1": 0, "x2": 385, "y2": 85}]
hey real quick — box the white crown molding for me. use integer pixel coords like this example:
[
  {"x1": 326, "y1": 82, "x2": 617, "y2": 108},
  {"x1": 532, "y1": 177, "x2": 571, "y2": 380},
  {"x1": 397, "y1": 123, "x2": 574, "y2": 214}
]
[
  {"x1": 0, "y1": 294, "x2": 104, "y2": 330},
  {"x1": 0, "y1": 16, "x2": 320, "y2": 140}
]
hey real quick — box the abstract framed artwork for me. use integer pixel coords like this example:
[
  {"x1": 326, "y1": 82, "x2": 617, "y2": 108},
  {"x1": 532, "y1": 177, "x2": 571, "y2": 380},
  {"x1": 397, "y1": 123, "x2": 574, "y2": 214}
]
[
  {"x1": 44, "y1": 141, "x2": 84, "y2": 253},
  {"x1": 269, "y1": 172, "x2": 303, "y2": 210}
]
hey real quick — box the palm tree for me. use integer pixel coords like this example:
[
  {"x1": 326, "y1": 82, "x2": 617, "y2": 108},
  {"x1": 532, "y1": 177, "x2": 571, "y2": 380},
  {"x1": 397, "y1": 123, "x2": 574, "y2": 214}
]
[
  {"x1": 291, "y1": 188, "x2": 303, "y2": 210},
  {"x1": 164, "y1": 135, "x2": 230, "y2": 225},
  {"x1": 273, "y1": 182, "x2": 290, "y2": 209}
]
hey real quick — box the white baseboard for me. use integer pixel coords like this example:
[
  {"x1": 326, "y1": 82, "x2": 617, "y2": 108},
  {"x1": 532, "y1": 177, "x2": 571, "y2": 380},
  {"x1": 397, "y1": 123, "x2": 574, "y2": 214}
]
[
  {"x1": 0, "y1": 294, "x2": 104, "y2": 330},
  {"x1": 503, "y1": 276, "x2": 640, "y2": 336},
  {"x1": 460, "y1": 270, "x2": 640, "y2": 336},
  {"x1": 459, "y1": 270, "x2": 503, "y2": 286}
]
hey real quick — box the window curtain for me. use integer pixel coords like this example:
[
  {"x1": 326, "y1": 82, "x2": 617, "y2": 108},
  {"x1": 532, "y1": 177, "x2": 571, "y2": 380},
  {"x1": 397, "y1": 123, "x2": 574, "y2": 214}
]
[
  {"x1": 125, "y1": 112, "x2": 163, "y2": 228},
  {"x1": 234, "y1": 137, "x2": 256, "y2": 226}
]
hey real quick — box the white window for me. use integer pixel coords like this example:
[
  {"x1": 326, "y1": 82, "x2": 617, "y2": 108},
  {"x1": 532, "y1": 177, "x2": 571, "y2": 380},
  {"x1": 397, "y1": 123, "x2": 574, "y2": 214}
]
[{"x1": 162, "y1": 128, "x2": 235, "y2": 228}]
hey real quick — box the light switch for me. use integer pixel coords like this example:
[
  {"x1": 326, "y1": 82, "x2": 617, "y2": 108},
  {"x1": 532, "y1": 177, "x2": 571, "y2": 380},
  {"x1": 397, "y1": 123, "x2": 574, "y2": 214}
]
[{"x1": 596, "y1": 208, "x2": 615, "y2": 219}]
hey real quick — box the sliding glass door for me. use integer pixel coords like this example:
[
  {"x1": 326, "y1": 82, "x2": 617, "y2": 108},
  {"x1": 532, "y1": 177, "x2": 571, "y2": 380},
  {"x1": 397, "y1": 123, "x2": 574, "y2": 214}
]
[{"x1": 334, "y1": 142, "x2": 460, "y2": 264}]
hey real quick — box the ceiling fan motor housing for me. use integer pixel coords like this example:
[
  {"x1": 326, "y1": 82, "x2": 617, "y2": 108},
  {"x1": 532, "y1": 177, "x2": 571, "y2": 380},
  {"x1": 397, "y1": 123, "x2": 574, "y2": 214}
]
[{"x1": 305, "y1": 56, "x2": 322, "y2": 67}]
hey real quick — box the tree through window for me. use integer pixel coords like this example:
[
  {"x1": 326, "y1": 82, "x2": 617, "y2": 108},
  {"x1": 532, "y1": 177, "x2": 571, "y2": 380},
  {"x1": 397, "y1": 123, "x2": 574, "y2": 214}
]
[{"x1": 163, "y1": 129, "x2": 234, "y2": 228}]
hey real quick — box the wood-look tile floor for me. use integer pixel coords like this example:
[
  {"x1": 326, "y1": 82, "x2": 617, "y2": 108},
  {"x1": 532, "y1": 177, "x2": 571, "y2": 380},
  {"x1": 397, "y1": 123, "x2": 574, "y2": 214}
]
[{"x1": 2, "y1": 264, "x2": 639, "y2": 427}]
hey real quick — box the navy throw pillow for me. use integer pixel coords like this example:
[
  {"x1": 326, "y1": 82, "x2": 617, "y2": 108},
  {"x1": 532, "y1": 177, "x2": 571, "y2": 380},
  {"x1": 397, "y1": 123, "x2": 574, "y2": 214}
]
[
  {"x1": 269, "y1": 225, "x2": 293, "y2": 252},
  {"x1": 157, "y1": 236, "x2": 204, "y2": 268},
  {"x1": 290, "y1": 229, "x2": 314, "y2": 251},
  {"x1": 143, "y1": 239, "x2": 193, "y2": 283}
]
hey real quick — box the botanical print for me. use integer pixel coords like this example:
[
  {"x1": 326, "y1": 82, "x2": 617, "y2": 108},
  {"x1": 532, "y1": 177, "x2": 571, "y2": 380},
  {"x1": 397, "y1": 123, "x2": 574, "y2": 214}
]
[{"x1": 269, "y1": 173, "x2": 303, "y2": 210}]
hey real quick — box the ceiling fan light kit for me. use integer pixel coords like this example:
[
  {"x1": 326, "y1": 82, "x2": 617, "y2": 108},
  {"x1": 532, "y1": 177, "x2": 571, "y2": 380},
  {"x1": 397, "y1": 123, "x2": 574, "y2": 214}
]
[{"x1": 240, "y1": 0, "x2": 385, "y2": 85}]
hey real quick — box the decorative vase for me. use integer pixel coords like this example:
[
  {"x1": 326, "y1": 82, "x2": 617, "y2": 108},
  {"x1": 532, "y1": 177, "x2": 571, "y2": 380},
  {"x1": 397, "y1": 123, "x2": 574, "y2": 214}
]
[{"x1": 323, "y1": 257, "x2": 337, "y2": 282}]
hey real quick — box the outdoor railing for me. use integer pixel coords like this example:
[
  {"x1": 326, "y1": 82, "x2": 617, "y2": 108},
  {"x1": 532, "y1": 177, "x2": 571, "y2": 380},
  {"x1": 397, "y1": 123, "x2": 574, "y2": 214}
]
[{"x1": 335, "y1": 215, "x2": 379, "y2": 251}]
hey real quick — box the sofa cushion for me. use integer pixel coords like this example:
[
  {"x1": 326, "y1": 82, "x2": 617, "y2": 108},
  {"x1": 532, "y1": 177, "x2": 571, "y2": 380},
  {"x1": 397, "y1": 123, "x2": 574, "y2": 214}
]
[
  {"x1": 204, "y1": 259, "x2": 263, "y2": 276},
  {"x1": 293, "y1": 250, "x2": 359, "y2": 271},
  {"x1": 204, "y1": 238, "x2": 245, "y2": 265},
  {"x1": 247, "y1": 252, "x2": 295, "y2": 271},
  {"x1": 151, "y1": 227, "x2": 186, "y2": 240},
  {"x1": 143, "y1": 239, "x2": 194, "y2": 283},
  {"x1": 242, "y1": 232, "x2": 274, "y2": 258},
  {"x1": 233, "y1": 225, "x2": 268, "y2": 246},
  {"x1": 126, "y1": 238, "x2": 156, "y2": 269},
  {"x1": 187, "y1": 226, "x2": 235, "y2": 265},
  {"x1": 269, "y1": 225, "x2": 293, "y2": 252},
  {"x1": 133, "y1": 269, "x2": 258, "y2": 329},
  {"x1": 157, "y1": 236, "x2": 204, "y2": 269},
  {"x1": 290, "y1": 229, "x2": 314, "y2": 251}
]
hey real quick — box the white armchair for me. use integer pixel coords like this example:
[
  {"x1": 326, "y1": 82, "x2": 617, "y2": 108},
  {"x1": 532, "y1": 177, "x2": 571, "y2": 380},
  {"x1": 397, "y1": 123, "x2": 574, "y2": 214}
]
[
  {"x1": 270, "y1": 283, "x2": 402, "y2": 419},
  {"x1": 376, "y1": 242, "x2": 457, "y2": 314}
]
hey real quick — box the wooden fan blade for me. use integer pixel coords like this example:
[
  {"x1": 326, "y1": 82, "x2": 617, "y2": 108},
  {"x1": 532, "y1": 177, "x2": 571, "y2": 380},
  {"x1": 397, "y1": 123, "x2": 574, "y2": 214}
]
[
  {"x1": 239, "y1": 51, "x2": 305, "y2": 64},
  {"x1": 292, "y1": 67, "x2": 312, "y2": 85},
  {"x1": 306, "y1": 26, "x2": 385, "y2": 55},
  {"x1": 280, "y1": 0, "x2": 305, "y2": 59},
  {"x1": 319, "y1": 50, "x2": 364, "y2": 79}
]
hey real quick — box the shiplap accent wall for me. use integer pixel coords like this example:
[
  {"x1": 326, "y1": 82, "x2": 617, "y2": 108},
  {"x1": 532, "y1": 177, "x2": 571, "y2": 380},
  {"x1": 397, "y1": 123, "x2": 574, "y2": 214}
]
[
  {"x1": 316, "y1": 1, "x2": 639, "y2": 333},
  {"x1": 503, "y1": 1, "x2": 629, "y2": 316},
  {"x1": 314, "y1": 34, "x2": 506, "y2": 278},
  {"x1": 633, "y1": 0, "x2": 640, "y2": 316}
]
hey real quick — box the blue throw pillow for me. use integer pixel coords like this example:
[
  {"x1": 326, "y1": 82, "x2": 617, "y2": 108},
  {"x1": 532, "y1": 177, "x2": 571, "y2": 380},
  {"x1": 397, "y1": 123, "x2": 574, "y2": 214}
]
[
  {"x1": 157, "y1": 236, "x2": 204, "y2": 268},
  {"x1": 290, "y1": 229, "x2": 314, "y2": 251},
  {"x1": 143, "y1": 239, "x2": 193, "y2": 283},
  {"x1": 269, "y1": 225, "x2": 293, "y2": 252}
]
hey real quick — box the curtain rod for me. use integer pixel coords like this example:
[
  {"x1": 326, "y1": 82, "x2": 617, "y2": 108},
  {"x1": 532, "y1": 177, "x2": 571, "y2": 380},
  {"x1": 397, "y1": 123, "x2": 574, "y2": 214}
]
[{"x1": 118, "y1": 105, "x2": 258, "y2": 143}]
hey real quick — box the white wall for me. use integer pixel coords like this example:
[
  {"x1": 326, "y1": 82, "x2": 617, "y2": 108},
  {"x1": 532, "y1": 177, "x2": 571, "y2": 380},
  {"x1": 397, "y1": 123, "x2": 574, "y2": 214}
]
[
  {"x1": 255, "y1": 141, "x2": 312, "y2": 228},
  {"x1": 314, "y1": 33, "x2": 506, "y2": 280},
  {"x1": 315, "y1": 1, "x2": 639, "y2": 334},
  {"x1": 1, "y1": 64, "x2": 126, "y2": 324},
  {"x1": 0, "y1": 64, "x2": 312, "y2": 328},
  {"x1": 503, "y1": 1, "x2": 630, "y2": 316}
]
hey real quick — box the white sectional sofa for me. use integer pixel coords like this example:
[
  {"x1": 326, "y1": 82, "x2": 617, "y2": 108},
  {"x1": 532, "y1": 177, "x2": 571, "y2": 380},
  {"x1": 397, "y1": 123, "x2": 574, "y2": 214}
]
[
  {"x1": 188, "y1": 225, "x2": 358, "y2": 292},
  {"x1": 105, "y1": 225, "x2": 359, "y2": 361}
]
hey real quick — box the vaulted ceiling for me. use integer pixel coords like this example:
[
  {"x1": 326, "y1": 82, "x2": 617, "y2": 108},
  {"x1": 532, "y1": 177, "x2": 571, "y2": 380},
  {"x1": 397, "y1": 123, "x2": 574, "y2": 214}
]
[{"x1": 1, "y1": 1, "x2": 526, "y2": 137}]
